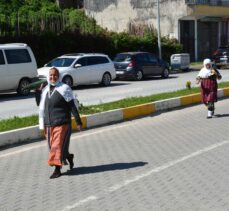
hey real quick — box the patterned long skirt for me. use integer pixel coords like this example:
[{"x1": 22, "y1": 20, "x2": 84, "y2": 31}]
[
  {"x1": 200, "y1": 78, "x2": 218, "y2": 104},
  {"x1": 45, "y1": 124, "x2": 71, "y2": 166}
]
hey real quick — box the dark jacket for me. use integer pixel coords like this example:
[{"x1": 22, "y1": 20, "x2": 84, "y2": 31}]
[{"x1": 36, "y1": 89, "x2": 82, "y2": 127}]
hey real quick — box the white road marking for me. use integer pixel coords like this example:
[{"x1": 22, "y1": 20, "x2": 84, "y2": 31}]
[
  {"x1": 62, "y1": 140, "x2": 229, "y2": 210},
  {"x1": 62, "y1": 196, "x2": 98, "y2": 211}
]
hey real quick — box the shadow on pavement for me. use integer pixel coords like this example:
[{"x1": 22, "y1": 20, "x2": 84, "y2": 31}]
[
  {"x1": 214, "y1": 113, "x2": 229, "y2": 118},
  {"x1": 62, "y1": 161, "x2": 148, "y2": 176},
  {"x1": 0, "y1": 92, "x2": 35, "y2": 102}
]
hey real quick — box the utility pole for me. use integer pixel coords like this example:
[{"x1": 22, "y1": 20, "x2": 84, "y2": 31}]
[
  {"x1": 17, "y1": 11, "x2": 20, "y2": 36},
  {"x1": 157, "y1": 0, "x2": 162, "y2": 59}
]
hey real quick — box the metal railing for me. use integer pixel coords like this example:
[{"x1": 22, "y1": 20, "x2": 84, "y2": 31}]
[{"x1": 185, "y1": 0, "x2": 229, "y2": 6}]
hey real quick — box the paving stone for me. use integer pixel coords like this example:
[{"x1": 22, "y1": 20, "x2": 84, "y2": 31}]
[{"x1": 0, "y1": 98, "x2": 229, "y2": 210}]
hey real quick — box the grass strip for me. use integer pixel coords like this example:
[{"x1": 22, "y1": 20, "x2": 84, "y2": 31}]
[
  {"x1": 1, "y1": 81, "x2": 229, "y2": 132},
  {"x1": 0, "y1": 115, "x2": 38, "y2": 132}
]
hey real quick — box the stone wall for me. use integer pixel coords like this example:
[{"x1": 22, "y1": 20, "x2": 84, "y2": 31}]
[{"x1": 84, "y1": 0, "x2": 188, "y2": 39}]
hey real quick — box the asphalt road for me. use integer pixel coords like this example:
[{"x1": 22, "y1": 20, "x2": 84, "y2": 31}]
[
  {"x1": 0, "y1": 98, "x2": 229, "y2": 210},
  {"x1": 0, "y1": 69, "x2": 229, "y2": 119}
]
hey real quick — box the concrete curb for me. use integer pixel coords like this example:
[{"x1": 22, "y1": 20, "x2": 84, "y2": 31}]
[{"x1": 1, "y1": 88, "x2": 229, "y2": 147}]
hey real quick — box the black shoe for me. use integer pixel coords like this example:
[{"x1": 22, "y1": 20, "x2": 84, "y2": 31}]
[
  {"x1": 207, "y1": 116, "x2": 212, "y2": 119},
  {"x1": 67, "y1": 154, "x2": 74, "y2": 170},
  {"x1": 50, "y1": 172, "x2": 61, "y2": 179},
  {"x1": 50, "y1": 166, "x2": 61, "y2": 179}
]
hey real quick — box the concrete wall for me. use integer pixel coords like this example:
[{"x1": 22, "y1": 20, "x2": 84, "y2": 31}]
[{"x1": 84, "y1": 0, "x2": 188, "y2": 39}]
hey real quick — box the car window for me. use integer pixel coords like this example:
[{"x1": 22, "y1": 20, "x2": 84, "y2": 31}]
[
  {"x1": 87, "y1": 57, "x2": 98, "y2": 65},
  {"x1": 76, "y1": 57, "x2": 87, "y2": 66},
  {"x1": 114, "y1": 54, "x2": 132, "y2": 62},
  {"x1": 46, "y1": 58, "x2": 75, "y2": 67},
  {"x1": 0, "y1": 50, "x2": 5, "y2": 65},
  {"x1": 147, "y1": 54, "x2": 158, "y2": 62},
  {"x1": 96, "y1": 56, "x2": 109, "y2": 64},
  {"x1": 220, "y1": 48, "x2": 229, "y2": 53},
  {"x1": 136, "y1": 53, "x2": 148, "y2": 62},
  {"x1": 87, "y1": 56, "x2": 109, "y2": 65},
  {"x1": 5, "y1": 49, "x2": 31, "y2": 64}
]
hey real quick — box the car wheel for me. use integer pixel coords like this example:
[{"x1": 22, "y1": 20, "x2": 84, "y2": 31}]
[
  {"x1": 102, "y1": 73, "x2": 111, "y2": 86},
  {"x1": 62, "y1": 76, "x2": 73, "y2": 87},
  {"x1": 216, "y1": 65, "x2": 221, "y2": 69},
  {"x1": 17, "y1": 78, "x2": 30, "y2": 96},
  {"x1": 162, "y1": 68, "x2": 169, "y2": 78},
  {"x1": 135, "y1": 70, "x2": 143, "y2": 81}
]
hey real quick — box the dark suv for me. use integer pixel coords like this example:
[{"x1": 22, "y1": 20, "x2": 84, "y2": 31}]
[
  {"x1": 113, "y1": 52, "x2": 170, "y2": 80},
  {"x1": 212, "y1": 46, "x2": 229, "y2": 69}
]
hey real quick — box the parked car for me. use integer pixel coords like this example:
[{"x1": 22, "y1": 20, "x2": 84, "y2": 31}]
[
  {"x1": 113, "y1": 52, "x2": 170, "y2": 80},
  {"x1": 37, "y1": 53, "x2": 116, "y2": 87},
  {"x1": 0, "y1": 43, "x2": 37, "y2": 95},
  {"x1": 212, "y1": 46, "x2": 229, "y2": 69}
]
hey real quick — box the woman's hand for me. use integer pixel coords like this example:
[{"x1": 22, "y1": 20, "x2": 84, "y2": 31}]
[
  {"x1": 77, "y1": 125, "x2": 82, "y2": 132},
  {"x1": 38, "y1": 82, "x2": 47, "y2": 90},
  {"x1": 196, "y1": 76, "x2": 201, "y2": 84}
]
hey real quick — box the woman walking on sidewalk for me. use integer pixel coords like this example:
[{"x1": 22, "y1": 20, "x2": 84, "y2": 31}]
[
  {"x1": 37, "y1": 67, "x2": 82, "y2": 179},
  {"x1": 196, "y1": 58, "x2": 222, "y2": 118}
]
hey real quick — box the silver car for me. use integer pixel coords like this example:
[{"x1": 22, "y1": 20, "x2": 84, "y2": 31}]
[{"x1": 37, "y1": 53, "x2": 116, "y2": 87}]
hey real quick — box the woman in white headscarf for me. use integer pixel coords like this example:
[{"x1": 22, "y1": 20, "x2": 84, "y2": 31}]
[
  {"x1": 37, "y1": 67, "x2": 82, "y2": 179},
  {"x1": 196, "y1": 58, "x2": 222, "y2": 118}
]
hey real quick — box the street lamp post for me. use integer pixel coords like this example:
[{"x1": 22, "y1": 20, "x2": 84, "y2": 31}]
[{"x1": 157, "y1": 0, "x2": 162, "y2": 59}]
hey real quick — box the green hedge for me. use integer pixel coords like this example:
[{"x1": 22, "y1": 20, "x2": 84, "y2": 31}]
[
  {"x1": 0, "y1": 8, "x2": 182, "y2": 66},
  {"x1": 0, "y1": 31, "x2": 182, "y2": 67}
]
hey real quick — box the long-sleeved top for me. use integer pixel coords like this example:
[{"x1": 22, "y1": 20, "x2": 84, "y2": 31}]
[{"x1": 36, "y1": 86, "x2": 82, "y2": 127}]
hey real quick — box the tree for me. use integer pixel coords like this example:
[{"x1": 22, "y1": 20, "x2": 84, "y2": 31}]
[{"x1": 12, "y1": 0, "x2": 25, "y2": 11}]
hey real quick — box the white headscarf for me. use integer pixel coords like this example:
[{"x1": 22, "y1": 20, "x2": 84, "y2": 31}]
[
  {"x1": 38, "y1": 67, "x2": 75, "y2": 129},
  {"x1": 197, "y1": 58, "x2": 212, "y2": 78}
]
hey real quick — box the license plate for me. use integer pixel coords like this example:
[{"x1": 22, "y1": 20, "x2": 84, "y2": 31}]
[
  {"x1": 220, "y1": 57, "x2": 227, "y2": 61},
  {"x1": 116, "y1": 71, "x2": 124, "y2": 74}
]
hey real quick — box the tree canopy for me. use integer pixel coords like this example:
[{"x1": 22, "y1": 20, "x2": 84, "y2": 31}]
[{"x1": 0, "y1": 0, "x2": 58, "y2": 13}]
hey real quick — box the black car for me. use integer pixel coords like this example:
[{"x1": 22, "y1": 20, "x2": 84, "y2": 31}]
[
  {"x1": 212, "y1": 46, "x2": 229, "y2": 69},
  {"x1": 113, "y1": 52, "x2": 170, "y2": 80}
]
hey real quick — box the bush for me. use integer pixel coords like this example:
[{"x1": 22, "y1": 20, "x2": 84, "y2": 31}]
[{"x1": 0, "y1": 8, "x2": 182, "y2": 66}]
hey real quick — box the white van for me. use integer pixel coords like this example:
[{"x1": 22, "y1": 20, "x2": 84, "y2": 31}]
[{"x1": 0, "y1": 43, "x2": 37, "y2": 95}]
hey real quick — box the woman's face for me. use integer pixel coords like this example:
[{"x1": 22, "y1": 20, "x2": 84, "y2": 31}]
[
  {"x1": 49, "y1": 68, "x2": 59, "y2": 84},
  {"x1": 206, "y1": 63, "x2": 211, "y2": 69}
]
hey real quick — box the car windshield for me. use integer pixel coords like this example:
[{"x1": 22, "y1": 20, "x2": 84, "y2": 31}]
[
  {"x1": 114, "y1": 54, "x2": 132, "y2": 62},
  {"x1": 219, "y1": 47, "x2": 229, "y2": 53},
  {"x1": 46, "y1": 58, "x2": 75, "y2": 67}
]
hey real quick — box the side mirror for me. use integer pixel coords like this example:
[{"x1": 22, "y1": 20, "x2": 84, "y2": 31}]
[{"x1": 74, "y1": 64, "x2": 82, "y2": 68}]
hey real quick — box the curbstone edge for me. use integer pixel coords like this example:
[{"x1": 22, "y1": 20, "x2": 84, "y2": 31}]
[{"x1": 0, "y1": 88, "x2": 228, "y2": 147}]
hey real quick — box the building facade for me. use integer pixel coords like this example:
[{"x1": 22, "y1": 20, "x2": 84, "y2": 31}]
[{"x1": 84, "y1": 0, "x2": 229, "y2": 61}]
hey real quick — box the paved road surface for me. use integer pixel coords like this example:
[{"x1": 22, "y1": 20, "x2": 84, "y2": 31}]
[{"x1": 0, "y1": 98, "x2": 229, "y2": 210}]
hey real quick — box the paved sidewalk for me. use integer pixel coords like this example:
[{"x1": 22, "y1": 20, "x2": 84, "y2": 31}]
[{"x1": 0, "y1": 98, "x2": 229, "y2": 210}]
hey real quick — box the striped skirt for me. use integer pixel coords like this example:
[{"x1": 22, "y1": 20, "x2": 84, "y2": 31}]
[
  {"x1": 45, "y1": 124, "x2": 71, "y2": 166},
  {"x1": 200, "y1": 78, "x2": 218, "y2": 104}
]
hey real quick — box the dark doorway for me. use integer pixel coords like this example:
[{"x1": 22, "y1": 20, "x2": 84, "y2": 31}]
[
  {"x1": 180, "y1": 20, "x2": 195, "y2": 61},
  {"x1": 220, "y1": 21, "x2": 229, "y2": 46},
  {"x1": 197, "y1": 21, "x2": 218, "y2": 60}
]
